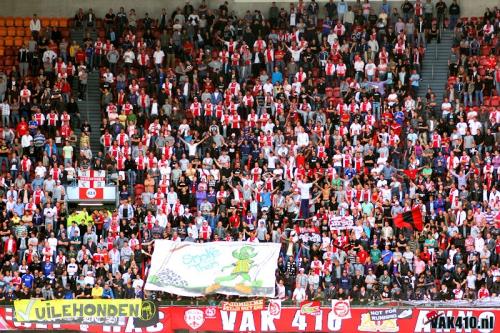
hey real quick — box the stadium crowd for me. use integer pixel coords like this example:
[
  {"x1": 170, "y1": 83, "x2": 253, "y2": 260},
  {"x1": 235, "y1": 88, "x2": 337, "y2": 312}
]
[{"x1": 0, "y1": 0, "x2": 499, "y2": 305}]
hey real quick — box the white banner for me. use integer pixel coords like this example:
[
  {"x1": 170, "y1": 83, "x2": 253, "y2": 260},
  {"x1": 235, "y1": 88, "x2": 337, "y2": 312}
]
[
  {"x1": 331, "y1": 300, "x2": 352, "y2": 320},
  {"x1": 329, "y1": 215, "x2": 355, "y2": 230},
  {"x1": 145, "y1": 240, "x2": 281, "y2": 297},
  {"x1": 268, "y1": 299, "x2": 282, "y2": 319},
  {"x1": 78, "y1": 170, "x2": 106, "y2": 188}
]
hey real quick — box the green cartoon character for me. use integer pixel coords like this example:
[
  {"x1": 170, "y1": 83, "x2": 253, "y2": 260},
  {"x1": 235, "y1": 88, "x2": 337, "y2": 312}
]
[{"x1": 205, "y1": 246, "x2": 263, "y2": 294}]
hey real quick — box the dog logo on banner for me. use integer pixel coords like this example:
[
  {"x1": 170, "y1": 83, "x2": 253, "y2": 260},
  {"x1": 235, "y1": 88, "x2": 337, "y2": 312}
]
[{"x1": 184, "y1": 309, "x2": 205, "y2": 330}]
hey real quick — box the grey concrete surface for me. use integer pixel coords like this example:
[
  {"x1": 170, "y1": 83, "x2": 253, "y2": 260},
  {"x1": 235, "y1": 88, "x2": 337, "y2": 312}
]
[{"x1": 0, "y1": 0, "x2": 496, "y2": 19}]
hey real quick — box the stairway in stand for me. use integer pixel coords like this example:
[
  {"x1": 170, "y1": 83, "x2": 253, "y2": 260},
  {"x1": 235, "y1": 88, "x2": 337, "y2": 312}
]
[
  {"x1": 70, "y1": 27, "x2": 102, "y2": 153},
  {"x1": 418, "y1": 30, "x2": 454, "y2": 106}
]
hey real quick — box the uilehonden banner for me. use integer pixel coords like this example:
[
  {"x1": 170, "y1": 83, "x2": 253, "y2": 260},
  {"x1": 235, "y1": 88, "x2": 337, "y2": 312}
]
[{"x1": 14, "y1": 299, "x2": 145, "y2": 322}]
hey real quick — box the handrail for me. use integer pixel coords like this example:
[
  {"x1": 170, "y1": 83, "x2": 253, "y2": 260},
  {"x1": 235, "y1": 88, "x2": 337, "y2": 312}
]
[
  {"x1": 432, "y1": 63, "x2": 434, "y2": 80},
  {"x1": 86, "y1": 85, "x2": 89, "y2": 123},
  {"x1": 0, "y1": 298, "x2": 498, "y2": 308}
]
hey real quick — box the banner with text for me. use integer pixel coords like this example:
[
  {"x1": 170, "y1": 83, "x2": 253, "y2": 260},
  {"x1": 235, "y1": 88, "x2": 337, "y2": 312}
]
[
  {"x1": 14, "y1": 299, "x2": 143, "y2": 322},
  {"x1": 0, "y1": 306, "x2": 497, "y2": 332},
  {"x1": 329, "y1": 215, "x2": 355, "y2": 230},
  {"x1": 145, "y1": 240, "x2": 281, "y2": 297}
]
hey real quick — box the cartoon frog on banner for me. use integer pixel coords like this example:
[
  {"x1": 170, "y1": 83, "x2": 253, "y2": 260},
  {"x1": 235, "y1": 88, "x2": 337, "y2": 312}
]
[{"x1": 206, "y1": 246, "x2": 263, "y2": 294}]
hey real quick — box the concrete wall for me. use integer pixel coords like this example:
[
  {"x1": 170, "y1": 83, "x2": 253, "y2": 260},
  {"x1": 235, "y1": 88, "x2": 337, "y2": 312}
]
[{"x1": 0, "y1": 0, "x2": 497, "y2": 19}]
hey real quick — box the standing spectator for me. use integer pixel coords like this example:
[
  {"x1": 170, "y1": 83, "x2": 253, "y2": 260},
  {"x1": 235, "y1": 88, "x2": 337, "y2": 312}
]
[{"x1": 30, "y1": 14, "x2": 41, "y2": 39}]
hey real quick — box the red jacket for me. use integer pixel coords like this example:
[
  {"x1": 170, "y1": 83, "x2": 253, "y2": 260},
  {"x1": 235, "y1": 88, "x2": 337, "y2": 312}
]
[{"x1": 4, "y1": 238, "x2": 17, "y2": 254}]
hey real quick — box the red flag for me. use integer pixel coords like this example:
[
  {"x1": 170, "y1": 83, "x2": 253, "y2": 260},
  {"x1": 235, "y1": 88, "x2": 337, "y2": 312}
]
[{"x1": 394, "y1": 207, "x2": 423, "y2": 231}]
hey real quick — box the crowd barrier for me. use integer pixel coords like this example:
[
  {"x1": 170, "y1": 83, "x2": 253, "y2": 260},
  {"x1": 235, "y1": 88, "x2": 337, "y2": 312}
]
[{"x1": 0, "y1": 298, "x2": 498, "y2": 332}]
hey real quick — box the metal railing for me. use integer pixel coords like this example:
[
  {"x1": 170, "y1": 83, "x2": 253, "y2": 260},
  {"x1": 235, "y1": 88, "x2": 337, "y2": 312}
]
[{"x1": 4, "y1": 297, "x2": 497, "y2": 308}]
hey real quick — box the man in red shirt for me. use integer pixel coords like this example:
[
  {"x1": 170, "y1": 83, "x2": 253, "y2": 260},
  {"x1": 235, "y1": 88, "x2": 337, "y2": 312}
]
[
  {"x1": 16, "y1": 117, "x2": 29, "y2": 137},
  {"x1": 477, "y1": 286, "x2": 490, "y2": 299},
  {"x1": 357, "y1": 248, "x2": 369, "y2": 264},
  {"x1": 229, "y1": 210, "x2": 240, "y2": 236}
]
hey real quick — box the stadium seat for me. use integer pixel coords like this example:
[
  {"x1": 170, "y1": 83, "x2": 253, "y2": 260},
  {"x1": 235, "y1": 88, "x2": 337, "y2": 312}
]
[
  {"x1": 5, "y1": 47, "x2": 14, "y2": 56},
  {"x1": 0, "y1": 48, "x2": 4, "y2": 57},
  {"x1": 0, "y1": 27, "x2": 6, "y2": 37},
  {"x1": 5, "y1": 17, "x2": 14, "y2": 27},
  {"x1": 481, "y1": 46, "x2": 491, "y2": 56},
  {"x1": 492, "y1": 97, "x2": 500, "y2": 107},
  {"x1": 25, "y1": 27, "x2": 31, "y2": 37},
  {"x1": 14, "y1": 38, "x2": 23, "y2": 47},
  {"x1": 4, "y1": 57, "x2": 13, "y2": 66},
  {"x1": 41, "y1": 18, "x2": 50, "y2": 28},
  {"x1": 51, "y1": 18, "x2": 59, "y2": 28},
  {"x1": 4, "y1": 37, "x2": 13, "y2": 46},
  {"x1": 15, "y1": 17, "x2": 23, "y2": 27},
  {"x1": 7, "y1": 28, "x2": 15, "y2": 37},
  {"x1": 23, "y1": 17, "x2": 31, "y2": 27},
  {"x1": 0, "y1": 18, "x2": 5, "y2": 27},
  {"x1": 16, "y1": 27, "x2": 25, "y2": 37},
  {"x1": 312, "y1": 67, "x2": 320, "y2": 78},
  {"x1": 59, "y1": 18, "x2": 68, "y2": 28},
  {"x1": 333, "y1": 88, "x2": 341, "y2": 98},
  {"x1": 325, "y1": 87, "x2": 333, "y2": 98}
]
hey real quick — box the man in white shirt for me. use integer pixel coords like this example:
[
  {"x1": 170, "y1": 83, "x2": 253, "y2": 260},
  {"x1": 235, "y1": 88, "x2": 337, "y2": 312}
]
[
  {"x1": 285, "y1": 45, "x2": 304, "y2": 63},
  {"x1": 153, "y1": 46, "x2": 165, "y2": 71},
  {"x1": 364, "y1": 59, "x2": 377, "y2": 81},
  {"x1": 123, "y1": 48, "x2": 136, "y2": 69},
  {"x1": 296, "y1": 127, "x2": 309, "y2": 147},
  {"x1": 43, "y1": 204, "x2": 57, "y2": 229},
  {"x1": 263, "y1": 79, "x2": 274, "y2": 94},
  {"x1": 441, "y1": 97, "x2": 452, "y2": 119},
  {"x1": 1, "y1": 100, "x2": 10, "y2": 127},
  {"x1": 21, "y1": 133, "x2": 33, "y2": 151},
  {"x1": 34, "y1": 162, "x2": 46, "y2": 178},
  {"x1": 42, "y1": 49, "x2": 57, "y2": 66},
  {"x1": 296, "y1": 175, "x2": 320, "y2": 219},
  {"x1": 468, "y1": 117, "x2": 482, "y2": 135},
  {"x1": 30, "y1": 14, "x2": 41, "y2": 38},
  {"x1": 456, "y1": 118, "x2": 468, "y2": 136},
  {"x1": 102, "y1": 68, "x2": 114, "y2": 84},
  {"x1": 292, "y1": 283, "x2": 306, "y2": 304}
]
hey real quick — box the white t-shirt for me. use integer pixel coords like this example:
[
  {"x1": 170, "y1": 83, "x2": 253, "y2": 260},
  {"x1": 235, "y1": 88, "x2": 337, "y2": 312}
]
[
  {"x1": 456, "y1": 122, "x2": 468, "y2": 136},
  {"x1": 292, "y1": 287, "x2": 306, "y2": 302},
  {"x1": 468, "y1": 120, "x2": 481, "y2": 135},
  {"x1": 153, "y1": 50, "x2": 165, "y2": 64},
  {"x1": 354, "y1": 60, "x2": 365, "y2": 72},
  {"x1": 297, "y1": 132, "x2": 309, "y2": 147},
  {"x1": 466, "y1": 274, "x2": 477, "y2": 289},
  {"x1": 35, "y1": 166, "x2": 47, "y2": 178},
  {"x1": 365, "y1": 63, "x2": 376, "y2": 76},
  {"x1": 297, "y1": 181, "x2": 313, "y2": 200}
]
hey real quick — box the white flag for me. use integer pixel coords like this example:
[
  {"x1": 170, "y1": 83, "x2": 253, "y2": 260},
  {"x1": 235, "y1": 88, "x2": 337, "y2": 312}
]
[
  {"x1": 268, "y1": 299, "x2": 282, "y2": 319},
  {"x1": 331, "y1": 300, "x2": 351, "y2": 320}
]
